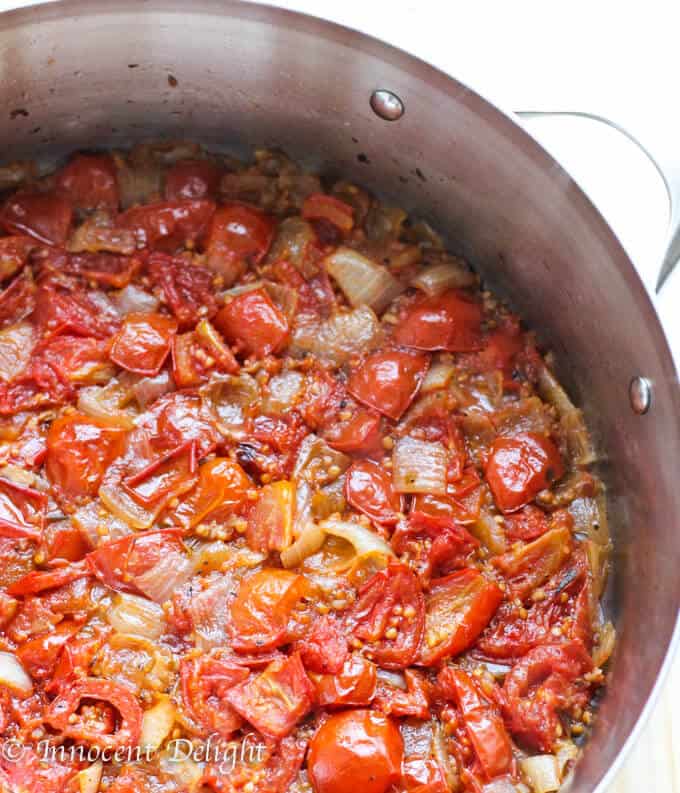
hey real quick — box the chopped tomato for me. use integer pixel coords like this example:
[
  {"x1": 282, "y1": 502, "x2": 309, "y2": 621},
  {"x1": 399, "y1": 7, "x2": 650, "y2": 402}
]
[
  {"x1": 297, "y1": 614, "x2": 348, "y2": 675},
  {"x1": 204, "y1": 203, "x2": 275, "y2": 284},
  {"x1": 119, "y1": 198, "x2": 215, "y2": 251},
  {"x1": 7, "y1": 561, "x2": 89, "y2": 596},
  {"x1": 493, "y1": 525, "x2": 572, "y2": 600},
  {"x1": 0, "y1": 269, "x2": 36, "y2": 328},
  {"x1": 180, "y1": 655, "x2": 249, "y2": 738},
  {"x1": 439, "y1": 667, "x2": 514, "y2": 779},
  {"x1": 38, "y1": 334, "x2": 111, "y2": 385},
  {"x1": 348, "y1": 349, "x2": 429, "y2": 421},
  {"x1": 173, "y1": 457, "x2": 250, "y2": 529},
  {"x1": 246, "y1": 479, "x2": 295, "y2": 553},
  {"x1": 302, "y1": 193, "x2": 354, "y2": 234},
  {"x1": 148, "y1": 391, "x2": 221, "y2": 458},
  {"x1": 0, "y1": 192, "x2": 73, "y2": 246},
  {"x1": 147, "y1": 252, "x2": 217, "y2": 328},
  {"x1": 230, "y1": 569, "x2": 309, "y2": 653},
  {"x1": 503, "y1": 504, "x2": 550, "y2": 541},
  {"x1": 393, "y1": 290, "x2": 483, "y2": 352},
  {"x1": 41, "y1": 250, "x2": 141, "y2": 288},
  {"x1": 0, "y1": 235, "x2": 39, "y2": 281},
  {"x1": 502, "y1": 642, "x2": 593, "y2": 752},
  {"x1": 392, "y1": 517, "x2": 478, "y2": 583},
  {"x1": 215, "y1": 288, "x2": 289, "y2": 357},
  {"x1": 225, "y1": 651, "x2": 315, "y2": 738},
  {"x1": 477, "y1": 316, "x2": 524, "y2": 377},
  {"x1": 34, "y1": 277, "x2": 121, "y2": 339},
  {"x1": 41, "y1": 520, "x2": 90, "y2": 563},
  {"x1": 46, "y1": 413, "x2": 126, "y2": 504},
  {"x1": 44, "y1": 677, "x2": 143, "y2": 750},
  {"x1": 325, "y1": 407, "x2": 382, "y2": 454},
  {"x1": 109, "y1": 312, "x2": 177, "y2": 375},
  {"x1": 350, "y1": 561, "x2": 425, "y2": 670},
  {"x1": 16, "y1": 621, "x2": 80, "y2": 679},
  {"x1": 122, "y1": 440, "x2": 196, "y2": 508},
  {"x1": 401, "y1": 756, "x2": 449, "y2": 793},
  {"x1": 54, "y1": 153, "x2": 119, "y2": 210},
  {"x1": 47, "y1": 630, "x2": 106, "y2": 694},
  {"x1": 297, "y1": 366, "x2": 347, "y2": 430},
  {"x1": 419, "y1": 569, "x2": 502, "y2": 665},
  {"x1": 486, "y1": 432, "x2": 564, "y2": 513},
  {"x1": 315, "y1": 654, "x2": 376, "y2": 707},
  {"x1": 307, "y1": 710, "x2": 403, "y2": 793},
  {"x1": 171, "y1": 318, "x2": 238, "y2": 386},
  {"x1": 165, "y1": 159, "x2": 222, "y2": 201},
  {"x1": 0, "y1": 742, "x2": 77, "y2": 793},
  {"x1": 374, "y1": 668, "x2": 430, "y2": 719},
  {"x1": 0, "y1": 477, "x2": 46, "y2": 541},
  {"x1": 344, "y1": 459, "x2": 403, "y2": 525}
]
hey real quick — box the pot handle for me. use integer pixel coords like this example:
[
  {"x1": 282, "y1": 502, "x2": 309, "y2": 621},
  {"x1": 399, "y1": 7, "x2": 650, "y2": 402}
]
[{"x1": 517, "y1": 111, "x2": 680, "y2": 295}]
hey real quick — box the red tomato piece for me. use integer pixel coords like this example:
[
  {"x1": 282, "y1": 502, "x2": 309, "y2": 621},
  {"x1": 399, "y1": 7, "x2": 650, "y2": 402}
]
[
  {"x1": 503, "y1": 504, "x2": 551, "y2": 541},
  {"x1": 225, "y1": 651, "x2": 315, "y2": 739},
  {"x1": 230, "y1": 569, "x2": 309, "y2": 653},
  {"x1": 7, "y1": 561, "x2": 89, "y2": 596},
  {"x1": 165, "y1": 159, "x2": 222, "y2": 201},
  {"x1": 119, "y1": 198, "x2": 215, "y2": 251},
  {"x1": 123, "y1": 440, "x2": 197, "y2": 508},
  {"x1": 297, "y1": 367, "x2": 347, "y2": 431},
  {"x1": 147, "y1": 391, "x2": 221, "y2": 458},
  {"x1": 401, "y1": 756, "x2": 450, "y2": 793},
  {"x1": 41, "y1": 249, "x2": 142, "y2": 288},
  {"x1": 34, "y1": 278, "x2": 121, "y2": 339},
  {"x1": 110, "y1": 312, "x2": 177, "y2": 376},
  {"x1": 38, "y1": 335, "x2": 111, "y2": 385},
  {"x1": 0, "y1": 235, "x2": 39, "y2": 281},
  {"x1": 393, "y1": 290, "x2": 483, "y2": 352},
  {"x1": 45, "y1": 677, "x2": 143, "y2": 750},
  {"x1": 0, "y1": 269, "x2": 36, "y2": 328},
  {"x1": 0, "y1": 477, "x2": 46, "y2": 541},
  {"x1": 54, "y1": 153, "x2": 119, "y2": 210},
  {"x1": 171, "y1": 318, "x2": 238, "y2": 386},
  {"x1": 439, "y1": 667, "x2": 514, "y2": 779},
  {"x1": 307, "y1": 710, "x2": 403, "y2": 793},
  {"x1": 302, "y1": 192, "x2": 354, "y2": 233},
  {"x1": 180, "y1": 655, "x2": 249, "y2": 738},
  {"x1": 147, "y1": 252, "x2": 217, "y2": 328},
  {"x1": 349, "y1": 561, "x2": 425, "y2": 670},
  {"x1": 347, "y1": 349, "x2": 429, "y2": 420},
  {"x1": 41, "y1": 520, "x2": 90, "y2": 563},
  {"x1": 246, "y1": 479, "x2": 295, "y2": 553},
  {"x1": 214, "y1": 288, "x2": 289, "y2": 357},
  {"x1": 173, "y1": 457, "x2": 250, "y2": 529},
  {"x1": 297, "y1": 614, "x2": 349, "y2": 675},
  {"x1": 315, "y1": 654, "x2": 377, "y2": 707},
  {"x1": 46, "y1": 413, "x2": 126, "y2": 504},
  {"x1": 0, "y1": 193, "x2": 73, "y2": 246},
  {"x1": 325, "y1": 407, "x2": 382, "y2": 454},
  {"x1": 0, "y1": 742, "x2": 77, "y2": 793},
  {"x1": 16, "y1": 621, "x2": 80, "y2": 680},
  {"x1": 373, "y1": 668, "x2": 430, "y2": 720},
  {"x1": 477, "y1": 316, "x2": 524, "y2": 377},
  {"x1": 419, "y1": 569, "x2": 503, "y2": 665},
  {"x1": 204, "y1": 203, "x2": 275, "y2": 284},
  {"x1": 502, "y1": 642, "x2": 593, "y2": 752},
  {"x1": 344, "y1": 459, "x2": 403, "y2": 525},
  {"x1": 485, "y1": 432, "x2": 564, "y2": 513}
]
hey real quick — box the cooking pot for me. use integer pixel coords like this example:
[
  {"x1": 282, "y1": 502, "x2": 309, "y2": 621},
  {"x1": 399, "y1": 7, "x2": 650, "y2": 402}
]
[{"x1": 0, "y1": 2, "x2": 678, "y2": 790}]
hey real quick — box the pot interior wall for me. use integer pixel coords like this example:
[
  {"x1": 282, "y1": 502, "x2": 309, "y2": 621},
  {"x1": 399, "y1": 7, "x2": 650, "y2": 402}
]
[{"x1": 0, "y1": 2, "x2": 678, "y2": 790}]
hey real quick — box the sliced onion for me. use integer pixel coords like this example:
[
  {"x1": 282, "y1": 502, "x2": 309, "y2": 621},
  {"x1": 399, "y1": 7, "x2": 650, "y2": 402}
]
[
  {"x1": 159, "y1": 751, "x2": 204, "y2": 792},
  {"x1": 281, "y1": 521, "x2": 327, "y2": 569},
  {"x1": 471, "y1": 508, "x2": 508, "y2": 554},
  {"x1": 115, "y1": 156, "x2": 163, "y2": 208},
  {"x1": 114, "y1": 284, "x2": 160, "y2": 315},
  {"x1": 325, "y1": 247, "x2": 405, "y2": 313},
  {"x1": 554, "y1": 739, "x2": 579, "y2": 777},
  {"x1": 568, "y1": 494, "x2": 610, "y2": 546},
  {"x1": 483, "y1": 779, "x2": 527, "y2": 793},
  {"x1": 421, "y1": 360, "x2": 456, "y2": 393},
  {"x1": 132, "y1": 370, "x2": 174, "y2": 409},
  {"x1": 376, "y1": 669, "x2": 407, "y2": 689},
  {"x1": 264, "y1": 280, "x2": 299, "y2": 320},
  {"x1": 78, "y1": 377, "x2": 138, "y2": 429},
  {"x1": 107, "y1": 592, "x2": 165, "y2": 640},
  {"x1": 77, "y1": 760, "x2": 103, "y2": 793},
  {"x1": 263, "y1": 370, "x2": 304, "y2": 414},
  {"x1": 520, "y1": 755, "x2": 561, "y2": 793},
  {"x1": 140, "y1": 696, "x2": 176, "y2": 751},
  {"x1": 321, "y1": 518, "x2": 394, "y2": 560},
  {"x1": 411, "y1": 258, "x2": 476, "y2": 295},
  {"x1": 0, "y1": 322, "x2": 35, "y2": 382},
  {"x1": 293, "y1": 434, "x2": 350, "y2": 488},
  {"x1": 592, "y1": 620, "x2": 616, "y2": 667},
  {"x1": 135, "y1": 546, "x2": 194, "y2": 604},
  {"x1": 290, "y1": 306, "x2": 382, "y2": 365},
  {"x1": 0, "y1": 651, "x2": 33, "y2": 695},
  {"x1": 201, "y1": 373, "x2": 259, "y2": 428},
  {"x1": 189, "y1": 574, "x2": 237, "y2": 651},
  {"x1": 433, "y1": 721, "x2": 460, "y2": 792},
  {"x1": 265, "y1": 216, "x2": 318, "y2": 277},
  {"x1": 72, "y1": 500, "x2": 132, "y2": 547},
  {"x1": 392, "y1": 436, "x2": 448, "y2": 495}
]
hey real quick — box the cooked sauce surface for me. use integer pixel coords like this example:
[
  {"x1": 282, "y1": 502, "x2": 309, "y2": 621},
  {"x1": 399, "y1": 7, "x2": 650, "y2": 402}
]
[{"x1": 0, "y1": 144, "x2": 613, "y2": 793}]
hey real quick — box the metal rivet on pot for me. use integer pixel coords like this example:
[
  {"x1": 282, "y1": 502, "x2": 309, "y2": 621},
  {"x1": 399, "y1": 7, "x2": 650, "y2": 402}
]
[
  {"x1": 370, "y1": 89, "x2": 404, "y2": 121},
  {"x1": 629, "y1": 376, "x2": 651, "y2": 414}
]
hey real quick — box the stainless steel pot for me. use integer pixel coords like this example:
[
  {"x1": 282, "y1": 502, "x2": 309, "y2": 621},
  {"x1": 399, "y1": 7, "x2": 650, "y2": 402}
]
[{"x1": 0, "y1": 2, "x2": 678, "y2": 790}]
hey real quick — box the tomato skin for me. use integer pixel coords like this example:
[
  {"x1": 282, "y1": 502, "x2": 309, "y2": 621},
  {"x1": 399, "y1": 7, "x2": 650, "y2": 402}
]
[
  {"x1": 302, "y1": 193, "x2": 354, "y2": 233},
  {"x1": 0, "y1": 193, "x2": 73, "y2": 246},
  {"x1": 486, "y1": 432, "x2": 564, "y2": 513},
  {"x1": 34, "y1": 277, "x2": 121, "y2": 340},
  {"x1": 204, "y1": 203, "x2": 275, "y2": 285},
  {"x1": 180, "y1": 655, "x2": 248, "y2": 738},
  {"x1": 419, "y1": 569, "x2": 503, "y2": 665},
  {"x1": 297, "y1": 614, "x2": 349, "y2": 675},
  {"x1": 503, "y1": 504, "x2": 550, "y2": 541},
  {"x1": 502, "y1": 642, "x2": 593, "y2": 752},
  {"x1": 16, "y1": 621, "x2": 80, "y2": 680},
  {"x1": 350, "y1": 561, "x2": 425, "y2": 670},
  {"x1": 393, "y1": 290, "x2": 483, "y2": 352},
  {"x1": 0, "y1": 478, "x2": 46, "y2": 542},
  {"x1": 307, "y1": 709, "x2": 403, "y2": 793},
  {"x1": 165, "y1": 159, "x2": 222, "y2": 200},
  {"x1": 246, "y1": 479, "x2": 295, "y2": 553},
  {"x1": 0, "y1": 235, "x2": 38, "y2": 281},
  {"x1": 109, "y1": 312, "x2": 177, "y2": 375},
  {"x1": 315, "y1": 654, "x2": 377, "y2": 707},
  {"x1": 147, "y1": 252, "x2": 217, "y2": 328},
  {"x1": 325, "y1": 408, "x2": 382, "y2": 454},
  {"x1": 373, "y1": 668, "x2": 430, "y2": 719},
  {"x1": 230, "y1": 569, "x2": 309, "y2": 653},
  {"x1": 348, "y1": 349, "x2": 429, "y2": 421},
  {"x1": 7, "y1": 560, "x2": 89, "y2": 596},
  {"x1": 345, "y1": 459, "x2": 403, "y2": 525},
  {"x1": 119, "y1": 198, "x2": 215, "y2": 251},
  {"x1": 41, "y1": 250, "x2": 141, "y2": 289},
  {"x1": 0, "y1": 270, "x2": 36, "y2": 328},
  {"x1": 41, "y1": 520, "x2": 90, "y2": 563},
  {"x1": 225, "y1": 651, "x2": 315, "y2": 739},
  {"x1": 54, "y1": 153, "x2": 119, "y2": 210},
  {"x1": 173, "y1": 457, "x2": 250, "y2": 529},
  {"x1": 44, "y1": 677, "x2": 143, "y2": 750},
  {"x1": 439, "y1": 667, "x2": 514, "y2": 779},
  {"x1": 46, "y1": 414, "x2": 126, "y2": 504},
  {"x1": 215, "y1": 288, "x2": 289, "y2": 357}
]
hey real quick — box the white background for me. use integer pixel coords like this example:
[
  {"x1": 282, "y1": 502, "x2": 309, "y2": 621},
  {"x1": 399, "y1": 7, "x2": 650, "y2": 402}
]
[{"x1": 1, "y1": 0, "x2": 679, "y2": 789}]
